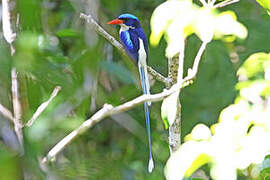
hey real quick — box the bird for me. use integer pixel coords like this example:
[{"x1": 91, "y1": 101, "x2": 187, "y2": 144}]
[{"x1": 108, "y1": 13, "x2": 154, "y2": 173}]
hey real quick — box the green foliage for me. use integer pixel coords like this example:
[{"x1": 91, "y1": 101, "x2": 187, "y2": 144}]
[
  {"x1": 150, "y1": 0, "x2": 247, "y2": 57},
  {"x1": 56, "y1": 29, "x2": 81, "y2": 38},
  {"x1": 0, "y1": 144, "x2": 21, "y2": 179},
  {"x1": 165, "y1": 52, "x2": 270, "y2": 180}
]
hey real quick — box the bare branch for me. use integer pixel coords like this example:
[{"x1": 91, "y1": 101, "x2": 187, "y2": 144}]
[
  {"x1": 42, "y1": 75, "x2": 197, "y2": 163},
  {"x1": 11, "y1": 68, "x2": 23, "y2": 146},
  {"x1": 185, "y1": 41, "x2": 208, "y2": 80},
  {"x1": 79, "y1": 13, "x2": 168, "y2": 85},
  {"x1": 80, "y1": 13, "x2": 126, "y2": 57},
  {"x1": 210, "y1": 0, "x2": 217, "y2": 6},
  {"x1": 147, "y1": 66, "x2": 171, "y2": 87},
  {"x1": 0, "y1": 103, "x2": 14, "y2": 122},
  {"x1": 25, "y1": 86, "x2": 61, "y2": 127},
  {"x1": 213, "y1": 0, "x2": 240, "y2": 8},
  {"x1": 2, "y1": 0, "x2": 16, "y2": 55}
]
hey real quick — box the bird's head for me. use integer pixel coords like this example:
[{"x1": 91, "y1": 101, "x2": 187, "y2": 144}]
[{"x1": 107, "y1": 13, "x2": 141, "y2": 29}]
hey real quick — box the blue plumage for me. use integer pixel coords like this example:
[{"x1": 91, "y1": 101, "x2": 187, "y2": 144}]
[
  {"x1": 108, "y1": 13, "x2": 154, "y2": 173},
  {"x1": 118, "y1": 13, "x2": 138, "y2": 20},
  {"x1": 117, "y1": 14, "x2": 148, "y2": 63},
  {"x1": 120, "y1": 30, "x2": 138, "y2": 61}
]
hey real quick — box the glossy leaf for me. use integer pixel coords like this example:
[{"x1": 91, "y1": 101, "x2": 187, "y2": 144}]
[
  {"x1": 150, "y1": 0, "x2": 247, "y2": 58},
  {"x1": 161, "y1": 91, "x2": 180, "y2": 129},
  {"x1": 165, "y1": 52, "x2": 270, "y2": 179}
]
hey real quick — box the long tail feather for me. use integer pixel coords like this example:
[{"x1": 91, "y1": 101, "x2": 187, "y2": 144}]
[
  {"x1": 139, "y1": 65, "x2": 154, "y2": 173},
  {"x1": 143, "y1": 65, "x2": 151, "y2": 106}
]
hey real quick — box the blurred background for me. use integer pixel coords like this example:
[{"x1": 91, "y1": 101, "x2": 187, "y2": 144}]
[{"x1": 0, "y1": 0, "x2": 269, "y2": 179}]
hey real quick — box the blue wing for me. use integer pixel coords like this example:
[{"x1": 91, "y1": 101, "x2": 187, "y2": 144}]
[
  {"x1": 120, "y1": 30, "x2": 139, "y2": 63},
  {"x1": 120, "y1": 28, "x2": 149, "y2": 62}
]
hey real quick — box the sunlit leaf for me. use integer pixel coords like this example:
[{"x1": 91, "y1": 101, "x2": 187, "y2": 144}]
[
  {"x1": 214, "y1": 11, "x2": 248, "y2": 41},
  {"x1": 185, "y1": 124, "x2": 211, "y2": 142},
  {"x1": 165, "y1": 141, "x2": 211, "y2": 180},
  {"x1": 235, "y1": 126, "x2": 270, "y2": 169},
  {"x1": 256, "y1": 0, "x2": 270, "y2": 15},
  {"x1": 161, "y1": 91, "x2": 180, "y2": 128},
  {"x1": 236, "y1": 80, "x2": 270, "y2": 102},
  {"x1": 150, "y1": 1, "x2": 247, "y2": 58},
  {"x1": 171, "y1": 50, "x2": 270, "y2": 178},
  {"x1": 150, "y1": 0, "x2": 193, "y2": 47},
  {"x1": 193, "y1": 8, "x2": 216, "y2": 43},
  {"x1": 237, "y1": 52, "x2": 270, "y2": 80}
]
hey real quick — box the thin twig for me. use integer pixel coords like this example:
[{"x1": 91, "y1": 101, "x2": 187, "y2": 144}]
[
  {"x1": 213, "y1": 0, "x2": 240, "y2": 8},
  {"x1": 0, "y1": 103, "x2": 14, "y2": 122},
  {"x1": 25, "y1": 86, "x2": 61, "y2": 127},
  {"x1": 79, "y1": 13, "x2": 168, "y2": 85},
  {"x1": 2, "y1": 0, "x2": 16, "y2": 55},
  {"x1": 80, "y1": 13, "x2": 127, "y2": 57},
  {"x1": 147, "y1": 66, "x2": 171, "y2": 87},
  {"x1": 186, "y1": 41, "x2": 208, "y2": 79},
  {"x1": 11, "y1": 68, "x2": 23, "y2": 146},
  {"x1": 210, "y1": 0, "x2": 217, "y2": 6},
  {"x1": 199, "y1": 0, "x2": 208, "y2": 6}
]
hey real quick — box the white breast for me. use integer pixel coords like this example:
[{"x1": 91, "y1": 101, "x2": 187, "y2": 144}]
[{"x1": 119, "y1": 24, "x2": 134, "y2": 34}]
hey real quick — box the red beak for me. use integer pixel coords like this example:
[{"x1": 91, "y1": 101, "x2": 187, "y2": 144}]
[{"x1": 107, "y1": 18, "x2": 124, "y2": 25}]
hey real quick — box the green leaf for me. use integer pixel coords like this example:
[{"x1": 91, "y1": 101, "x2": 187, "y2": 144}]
[
  {"x1": 165, "y1": 141, "x2": 211, "y2": 179},
  {"x1": 237, "y1": 52, "x2": 270, "y2": 80},
  {"x1": 56, "y1": 29, "x2": 80, "y2": 37},
  {"x1": 236, "y1": 80, "x2": 270, "y2": 100},
  {"x1": 150, "y1": 0, "x2": 193, "y2": 47},
  {"x1": 150, "y1": 0, "x2": 247, "y2": 58},
  {"x1": 184, "y1": 124, "x2": 211, "y2": 142},
  {"x1": 213, "y1": 11, "x2": 248, "y2": 41},
  {"x1": 260, "y1": 167, "x2": 270, "y2": 180},
  {"x1": 256, "y1": 0, "x2": 270, "y2": 15},
  {"x1": 161, "y1": 91, "x2": 180, "y2": 129}
]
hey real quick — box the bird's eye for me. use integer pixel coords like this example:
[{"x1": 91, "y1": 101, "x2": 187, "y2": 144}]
[{"x1": 119, "y1": 18, "x2": 128, "y2": 22}]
